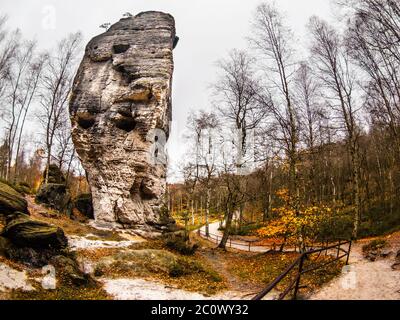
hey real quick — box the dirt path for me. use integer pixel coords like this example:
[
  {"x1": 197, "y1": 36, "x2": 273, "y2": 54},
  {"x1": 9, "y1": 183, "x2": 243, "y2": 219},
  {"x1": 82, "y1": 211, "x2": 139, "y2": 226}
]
[
  {"x1": 310, "y1": 236, "x2": 400, "y2": 300},
  {"x1": 199, "y1": 248, "x2": 260, "y2": 298}
]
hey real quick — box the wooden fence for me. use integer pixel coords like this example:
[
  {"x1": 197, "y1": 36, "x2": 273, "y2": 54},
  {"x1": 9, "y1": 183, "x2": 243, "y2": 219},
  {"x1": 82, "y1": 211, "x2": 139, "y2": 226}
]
[{"x1": 252, "y1": 240, "x2": 352, "y2": 300}]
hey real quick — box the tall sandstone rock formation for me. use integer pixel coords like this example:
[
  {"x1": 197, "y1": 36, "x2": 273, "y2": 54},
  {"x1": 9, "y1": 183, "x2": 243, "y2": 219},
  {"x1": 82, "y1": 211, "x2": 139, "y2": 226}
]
[{"x1": 69, "y1": 11, "x2": 176, "y2": 237}]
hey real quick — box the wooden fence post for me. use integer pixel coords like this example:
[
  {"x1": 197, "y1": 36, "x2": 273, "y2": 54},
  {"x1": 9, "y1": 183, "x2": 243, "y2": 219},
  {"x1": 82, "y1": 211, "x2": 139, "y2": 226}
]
[
  {"x1": 293, "y1": 254, "x2": 305, "y2": 300},
  {"x1": 337, "y1": 240, "x2": 341, "y2": 258},
  {"x1": 346, "y1": 241, "x2": 352, "y2": 265}
]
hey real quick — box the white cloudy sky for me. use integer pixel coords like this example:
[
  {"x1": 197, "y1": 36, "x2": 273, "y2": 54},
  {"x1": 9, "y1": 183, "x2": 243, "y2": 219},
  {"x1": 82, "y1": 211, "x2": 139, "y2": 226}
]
[{"x1": 0, "y1": 0, "x2": 340, "y2": 181}]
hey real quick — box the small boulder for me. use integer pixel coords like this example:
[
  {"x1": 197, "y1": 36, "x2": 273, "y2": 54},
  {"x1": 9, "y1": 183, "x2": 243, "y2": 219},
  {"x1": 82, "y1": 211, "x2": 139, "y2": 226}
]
[
  {"x1": 380, "y1": 250, "x2": 393, "y2": 258},
  {"x1": 164, "y1": 232, "x2": 199, "y2": 256},
  {"x1": 392, "y1": 262, "x2": 400, "y2": 271},
  {"x1": 366, "y1": 252, "x2": 377, "y2": 262},
  {"x1": 396, "y1": 249, "x2": 400, "y2": 261},
  {"x1": 13, "y1": 182, "x2": 32, "y2": 195},
  {"x1": 5, "y1": 245, "x2": 61, "y2": 267},
  {"x1": 49, "y1": 255, "x2": 96, "y2": 287},
  {"x1": 0, "y1": 181, "x2": 29, "y2": 216},
  {"x1": 1, "y1": 212, "x2": 68, "y2": 249},
  {"x1": 35, "y1": 183, "x2": 71, "y2": 212},
  {"x1": 43, "y1": 164, "x2": 66, "y2": 184}
]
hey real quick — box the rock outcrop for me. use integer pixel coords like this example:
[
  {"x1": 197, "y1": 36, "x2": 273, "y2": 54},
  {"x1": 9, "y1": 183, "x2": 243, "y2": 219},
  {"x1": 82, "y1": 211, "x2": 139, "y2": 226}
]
[
  {"x1": 35, "y1": 165, "x2": 71, "y2": 212},
  {"x1": 0, "y1": 212, "x2": 68, "y2": 267},
  {"x1": 0, "y1": 181, "x2": 29, "y2": 216},
  {"x1": 69, "y1": 11, "x2": 177, "y2": 236},
  {"x1": 1, "y1": 212, "x2": 68, "y2": 249}
]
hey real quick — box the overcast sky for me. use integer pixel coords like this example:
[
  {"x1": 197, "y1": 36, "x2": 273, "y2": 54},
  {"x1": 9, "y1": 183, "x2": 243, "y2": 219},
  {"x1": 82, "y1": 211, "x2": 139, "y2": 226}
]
[{"x1": 1, "y1": 0, "x2": 339, "y2": 181}]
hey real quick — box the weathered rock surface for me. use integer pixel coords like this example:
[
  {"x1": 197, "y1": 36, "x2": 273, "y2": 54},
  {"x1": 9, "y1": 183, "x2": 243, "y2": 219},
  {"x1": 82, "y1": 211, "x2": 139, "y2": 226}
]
[
  {"x1": 36, "y1": 184, "x2": 70, "y2": 212},
  {"x1": 392, "y1": 249, "x2": 400, "y2": 270},
  {"x1": 69, "y1": 11, "x2": 177, "y2": 236},
  {"x1": 35, "y1": 165, "x2": 71, "y2": 212},
  {"x1": 1, "y1": 212, "x2": 68, "y2": 250},
  {"x1": 0, "y1": 181, "x2": 29, "y2": 216},
  {"x1": 49, "y1": 255, "x2": 97, "y2": 287}
]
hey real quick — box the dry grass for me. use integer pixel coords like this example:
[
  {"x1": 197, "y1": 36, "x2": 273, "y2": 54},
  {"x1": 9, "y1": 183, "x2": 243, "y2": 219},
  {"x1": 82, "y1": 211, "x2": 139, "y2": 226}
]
[
  {"x1": 10, "y1": 280, "x2": 111, "y2": 300},
  {"x1": 75, "y1": 239, "x2": 227, "y2": 296}
]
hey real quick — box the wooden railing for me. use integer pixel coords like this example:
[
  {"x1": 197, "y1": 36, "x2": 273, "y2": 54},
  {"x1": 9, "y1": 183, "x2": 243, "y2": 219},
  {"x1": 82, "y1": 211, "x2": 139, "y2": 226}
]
[
  {"x1": 198, "y1": 229, "x2": 325, "y2": 253},
  {"x1": 252, "y1": 240, "x2": 352, "y2": 300},
  {"x1": 198, "y1": 229, "x2": 265, "y2": 251}
]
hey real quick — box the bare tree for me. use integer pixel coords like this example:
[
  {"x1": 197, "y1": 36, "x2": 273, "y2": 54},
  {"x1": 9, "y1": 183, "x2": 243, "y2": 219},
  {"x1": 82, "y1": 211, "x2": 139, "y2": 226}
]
[
  {"x1": 38, "y1": 32, "x2": 82, "y2": 185},
  {"x1": 309, "y1": 16, "x2": 362, "y2": 238},
  {"x1": 183, "y1": 110, "x2": 221, "y2": 235},
  {"x1": 345, "y1": 0, "x2": 400, "y2": 154},
  {"x1": 0, "y1": 16, "x2": 20, "y2": 104},
  {"x1": 250, "y1": 3, "x2": 307, "y2": 249},
  {"x1": 294, "y1": 62, "x2": 325, "y2": 203},
  {"x1": 3, "y1": 40, "x2": 37, "y2": 180},
  {"x1": 13, "y1": 52, "x2": 46, "y2": 183},
  {"x1": 251, "y1": 2, "x2": 299, "y2": 202},
  {"x1": 213, "y1": 49, "x2": 265, "y2": 170}
]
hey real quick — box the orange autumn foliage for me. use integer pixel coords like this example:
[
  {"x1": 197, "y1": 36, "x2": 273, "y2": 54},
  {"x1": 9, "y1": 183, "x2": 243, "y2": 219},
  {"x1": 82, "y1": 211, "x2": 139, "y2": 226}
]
[{"x1": 256, "y1": 189, "x2": 333, "y2": 244}]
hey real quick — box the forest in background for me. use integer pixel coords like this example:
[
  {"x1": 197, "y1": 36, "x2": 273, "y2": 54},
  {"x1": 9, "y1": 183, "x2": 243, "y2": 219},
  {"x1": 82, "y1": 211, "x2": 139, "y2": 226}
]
[
  {"x1": 0, "y1": 0, "x2": 400, "y2": 251},
  {"x1": 170, "y1": 0, "x2": 400, "y2": 250},
  {"x1": 0, "y1": 14, "x2": 87, "y2": 196}
]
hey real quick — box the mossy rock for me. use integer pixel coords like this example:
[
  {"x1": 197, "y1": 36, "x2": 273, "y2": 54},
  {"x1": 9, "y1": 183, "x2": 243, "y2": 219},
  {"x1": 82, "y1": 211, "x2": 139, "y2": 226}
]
[
  {"x1": 164, "y1": 233, "x2": 199, "y2": 255},
  {"x1": 35, "y1": 183, "x2": 71, "y2": 212},
  {"x1": 73, "y1": 193, "x2": 94, "y2": 219},
  {"x1": 13, "y1": 183, "x2": 31, "y2": 195},
  {"x1": 362, "y1": 239, "x2": 387, "y2": 253},
  {"x1": 0, "y1": 181, "x2": 29, "y2": 216},
  {"x1": 1, "y1": 212, "x2": 68, "y2": 249},
  {"x1": 49, "y1": 255, "x2": 97, "y2": 287},
  {"x1": 113, "y1": 249, "x2": 179, "y2": 274},
  {"x1": 5, "y1": 245, "x2": 62, "y2": 267}
]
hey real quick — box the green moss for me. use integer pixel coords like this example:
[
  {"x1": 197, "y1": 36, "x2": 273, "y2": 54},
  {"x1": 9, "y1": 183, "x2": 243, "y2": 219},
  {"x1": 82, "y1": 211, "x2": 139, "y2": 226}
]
[{"x1": 0, "y1": 181, "x2": 28, "y2": 215}]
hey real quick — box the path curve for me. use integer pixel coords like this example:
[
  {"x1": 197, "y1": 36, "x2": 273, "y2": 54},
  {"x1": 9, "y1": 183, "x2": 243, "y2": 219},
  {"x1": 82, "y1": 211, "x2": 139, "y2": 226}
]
[{"x1": 198, "y1": 222, "x2": 293, "y2": 253}]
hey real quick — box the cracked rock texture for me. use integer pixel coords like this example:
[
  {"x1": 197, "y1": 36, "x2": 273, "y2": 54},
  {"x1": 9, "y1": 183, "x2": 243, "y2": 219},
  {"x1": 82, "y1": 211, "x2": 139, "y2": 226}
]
[{"x1": 69, "y1": 11, "x2": 176, "y2": 237}]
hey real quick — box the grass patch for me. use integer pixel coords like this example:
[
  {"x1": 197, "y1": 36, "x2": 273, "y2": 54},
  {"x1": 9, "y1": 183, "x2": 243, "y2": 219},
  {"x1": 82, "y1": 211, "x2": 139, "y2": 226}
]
[
  {"x1": 10, "y1": 280, "x2": 111, "y2": 300},
  {"x1": 77, "y1": 244, "x2": 227, "y2": 296}
]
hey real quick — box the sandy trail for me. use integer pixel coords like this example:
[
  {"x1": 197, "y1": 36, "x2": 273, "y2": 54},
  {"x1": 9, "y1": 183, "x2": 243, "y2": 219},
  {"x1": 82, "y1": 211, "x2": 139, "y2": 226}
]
[{"x1": 311, "y1": 238, "x2": 400, "y2": 300}]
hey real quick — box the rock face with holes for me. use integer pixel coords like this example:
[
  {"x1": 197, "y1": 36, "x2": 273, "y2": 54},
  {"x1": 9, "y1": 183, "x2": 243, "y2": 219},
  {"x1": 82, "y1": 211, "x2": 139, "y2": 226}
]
[{"x1": 69, "y1": 11, "x2": 176, "y2": 237}]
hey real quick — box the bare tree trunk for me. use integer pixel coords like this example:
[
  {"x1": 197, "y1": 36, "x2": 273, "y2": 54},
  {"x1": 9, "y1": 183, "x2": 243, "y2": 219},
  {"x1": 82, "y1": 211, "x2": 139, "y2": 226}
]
[
  {"x1": 218, "y1": 206, "x2": 233, "y2": 250},
  {"x1": 205, "y1": 186, "x2": 210, "y2": 236}
]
